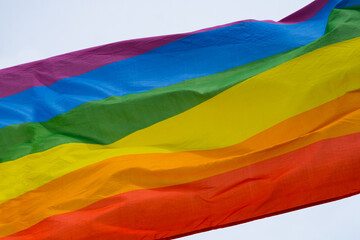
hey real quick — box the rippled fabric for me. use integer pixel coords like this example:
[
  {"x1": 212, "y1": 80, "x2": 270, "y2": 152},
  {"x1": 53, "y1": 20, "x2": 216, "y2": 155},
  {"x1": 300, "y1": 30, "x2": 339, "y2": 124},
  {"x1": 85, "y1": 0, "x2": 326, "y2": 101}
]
[
  {"x1": 1, "y1": 1, "x2": 360, "y2": 240},
  {"x1": 0, "y1": 0, "x2": 347, "y2": 129},
  {"x1": 2, "y1": 1, "x2": 360, "y2": 164}
]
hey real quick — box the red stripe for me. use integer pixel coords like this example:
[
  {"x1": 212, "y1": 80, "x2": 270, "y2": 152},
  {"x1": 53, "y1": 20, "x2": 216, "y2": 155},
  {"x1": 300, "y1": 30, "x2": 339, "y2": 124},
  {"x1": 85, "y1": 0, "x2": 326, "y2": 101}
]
[{"x1": 4, "y1": 132, "x2": 360, "y2": 240}]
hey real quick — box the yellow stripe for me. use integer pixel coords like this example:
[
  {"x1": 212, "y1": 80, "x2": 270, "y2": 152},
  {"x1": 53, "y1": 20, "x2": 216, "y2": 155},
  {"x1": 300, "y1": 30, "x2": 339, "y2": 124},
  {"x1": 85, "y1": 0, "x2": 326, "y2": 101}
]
[
  {"x1": 1, "y1": 96, "x2": 360, "y2": 237},
  {"x1": 1, "y1": 36, "x2": 360, "y2": 205}
]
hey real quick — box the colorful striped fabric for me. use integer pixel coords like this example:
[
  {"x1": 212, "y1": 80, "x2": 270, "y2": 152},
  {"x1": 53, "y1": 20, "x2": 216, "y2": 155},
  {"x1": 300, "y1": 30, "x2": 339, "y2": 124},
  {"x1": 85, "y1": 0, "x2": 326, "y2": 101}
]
[{"x1": 1, "y1": 0, "x2": 360, "y2": 239}]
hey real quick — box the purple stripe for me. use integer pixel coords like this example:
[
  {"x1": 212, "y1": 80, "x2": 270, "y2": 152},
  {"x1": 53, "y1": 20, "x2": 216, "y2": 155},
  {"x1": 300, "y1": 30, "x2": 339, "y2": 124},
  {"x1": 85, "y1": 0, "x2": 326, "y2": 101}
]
[
  {"x1": 0, "y1": 0, "x2": 328, "y2": 98},
  {"x1": 280, "y1": 0, "x2": 329, "y2": 23}
]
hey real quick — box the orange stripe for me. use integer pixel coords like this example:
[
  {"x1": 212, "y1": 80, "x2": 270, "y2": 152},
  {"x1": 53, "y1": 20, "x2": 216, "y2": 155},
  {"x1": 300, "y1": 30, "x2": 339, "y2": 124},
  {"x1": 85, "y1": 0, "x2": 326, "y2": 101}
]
[
  {"x1": 0, "y1": 90, "x2": 359, "y2": 237},
  {"x1": 4, "y1": 132, "x2": 360, "y2": 240},
  {"x1": 3, "y1": 35, "x2": 360, "y2": 206}
]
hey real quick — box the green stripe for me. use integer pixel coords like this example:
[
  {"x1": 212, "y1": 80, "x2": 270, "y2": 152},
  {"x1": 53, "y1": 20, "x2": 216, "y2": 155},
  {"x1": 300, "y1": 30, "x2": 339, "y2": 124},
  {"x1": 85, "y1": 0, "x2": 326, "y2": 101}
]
[{"x1": 1, "y1": 6, "x2": 360, "y2": 163}]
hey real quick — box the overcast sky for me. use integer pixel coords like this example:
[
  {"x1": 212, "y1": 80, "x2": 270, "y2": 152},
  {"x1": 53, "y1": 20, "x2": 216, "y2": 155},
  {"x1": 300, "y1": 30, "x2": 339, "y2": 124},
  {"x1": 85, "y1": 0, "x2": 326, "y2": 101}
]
[{"x1": 1, "y1": 0, "x2": 359, "y2": 239}]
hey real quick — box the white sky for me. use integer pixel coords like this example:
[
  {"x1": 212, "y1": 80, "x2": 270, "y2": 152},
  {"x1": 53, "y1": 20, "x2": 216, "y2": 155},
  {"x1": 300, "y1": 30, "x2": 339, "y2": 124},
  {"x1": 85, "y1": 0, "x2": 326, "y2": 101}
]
[{"x1": 1, "y1": 0, "x2": 359, "y2": 239}]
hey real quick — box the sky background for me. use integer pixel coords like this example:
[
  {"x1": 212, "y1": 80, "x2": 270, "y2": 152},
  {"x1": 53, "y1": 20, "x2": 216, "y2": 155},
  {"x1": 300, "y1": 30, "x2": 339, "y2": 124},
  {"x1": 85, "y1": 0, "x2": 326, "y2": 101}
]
[{"x1": 1, "y1": 0, "x2": 359, "y2": 239}]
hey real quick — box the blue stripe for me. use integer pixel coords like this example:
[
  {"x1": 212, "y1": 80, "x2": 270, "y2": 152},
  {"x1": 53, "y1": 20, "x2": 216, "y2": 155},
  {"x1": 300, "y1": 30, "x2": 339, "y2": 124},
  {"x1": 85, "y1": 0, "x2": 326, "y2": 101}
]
[
  {"x1": 337, "y1": 0, "x2": 360, "y2": 7},
  {"x1": 0, "y1": 0, "x2": 344, "y2": 129}
]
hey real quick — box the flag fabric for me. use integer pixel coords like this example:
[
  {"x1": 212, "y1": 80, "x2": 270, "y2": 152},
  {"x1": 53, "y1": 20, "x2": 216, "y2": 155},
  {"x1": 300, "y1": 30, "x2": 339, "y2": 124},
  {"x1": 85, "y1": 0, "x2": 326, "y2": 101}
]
[{"x1": 1, "y1": 0, "x2": 360, "y2": 239}]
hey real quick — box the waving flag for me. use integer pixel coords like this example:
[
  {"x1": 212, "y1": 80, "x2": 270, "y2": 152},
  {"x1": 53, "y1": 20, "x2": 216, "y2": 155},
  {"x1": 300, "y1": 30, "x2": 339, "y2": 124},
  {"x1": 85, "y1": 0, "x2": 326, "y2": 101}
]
[{"x1": 1, "y1": 0, "x2": 360, "y2": 239}]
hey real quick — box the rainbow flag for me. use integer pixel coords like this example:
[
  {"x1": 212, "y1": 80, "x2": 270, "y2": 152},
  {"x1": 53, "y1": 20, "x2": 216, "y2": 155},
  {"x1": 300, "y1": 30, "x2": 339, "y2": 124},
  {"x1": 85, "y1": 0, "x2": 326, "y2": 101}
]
[{"x1": 1, "y1": 0, "x2": 360, "y2": 239}]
